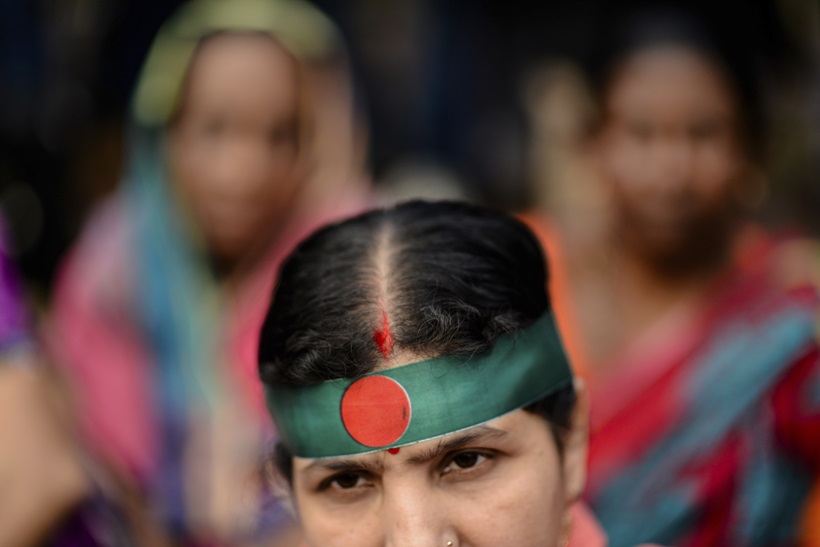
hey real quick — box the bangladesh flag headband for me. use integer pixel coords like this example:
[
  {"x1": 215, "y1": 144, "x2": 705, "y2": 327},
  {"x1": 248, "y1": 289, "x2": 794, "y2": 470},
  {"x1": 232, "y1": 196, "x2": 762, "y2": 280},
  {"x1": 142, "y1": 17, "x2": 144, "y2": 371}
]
[{"x1": 265, "y1": 312, "x2": 573, "y2": 458}]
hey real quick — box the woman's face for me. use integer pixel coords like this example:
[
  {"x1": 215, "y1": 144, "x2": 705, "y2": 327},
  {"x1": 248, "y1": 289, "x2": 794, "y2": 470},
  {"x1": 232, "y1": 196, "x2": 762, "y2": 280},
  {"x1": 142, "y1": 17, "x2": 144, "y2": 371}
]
[
  {"x1": 595, "y1": 47, "x2": 749, "y2": 264},
  {"x1": 288, "y1": 361, "x2": 587, "y2": 547},
  {"x1": 169, "y1": 34, "x2": 302, "y2": 266}
]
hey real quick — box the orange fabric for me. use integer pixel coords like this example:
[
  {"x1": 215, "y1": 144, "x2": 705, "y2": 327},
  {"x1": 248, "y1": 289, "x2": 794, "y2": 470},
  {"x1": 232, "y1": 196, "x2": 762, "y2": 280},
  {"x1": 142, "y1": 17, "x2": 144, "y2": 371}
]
[
  {"x1": 518, "y1": 212, "x2": 592, "y2": 378},
  {"x1": 802, "y1": 481, "x2": 820, "y2": 546}
]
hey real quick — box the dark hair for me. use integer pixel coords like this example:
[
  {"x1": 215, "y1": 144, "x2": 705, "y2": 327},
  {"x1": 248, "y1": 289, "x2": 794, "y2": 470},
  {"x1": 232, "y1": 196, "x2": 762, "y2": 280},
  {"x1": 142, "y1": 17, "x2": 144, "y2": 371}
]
[
  {"x1": 258, "y1": 200, "x2": 576, "y2": 482},
  {"x1": 587, "y1": 6, "x2": 764, "y2": 157}
]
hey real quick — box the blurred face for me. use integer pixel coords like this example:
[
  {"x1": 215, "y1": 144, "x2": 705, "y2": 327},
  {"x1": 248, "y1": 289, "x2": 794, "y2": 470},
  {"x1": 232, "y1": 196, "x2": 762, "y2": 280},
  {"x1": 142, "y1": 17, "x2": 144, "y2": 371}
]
[
  {"x1": 169, "y1": 34, "x2": 302, "y2": 265},
  {"x1": 288, "y1": 355, "x2": 587, "y2": 547},
  {"x1": 596, "y1": 47, "x2": 749, "y2": 267}
]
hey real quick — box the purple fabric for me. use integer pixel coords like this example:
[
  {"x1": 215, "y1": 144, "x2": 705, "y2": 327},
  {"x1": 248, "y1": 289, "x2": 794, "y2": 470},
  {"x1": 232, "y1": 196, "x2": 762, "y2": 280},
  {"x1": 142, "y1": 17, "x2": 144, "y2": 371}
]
[{"x1": 0, "y1": 217, "x2": 29, "y2": 349}]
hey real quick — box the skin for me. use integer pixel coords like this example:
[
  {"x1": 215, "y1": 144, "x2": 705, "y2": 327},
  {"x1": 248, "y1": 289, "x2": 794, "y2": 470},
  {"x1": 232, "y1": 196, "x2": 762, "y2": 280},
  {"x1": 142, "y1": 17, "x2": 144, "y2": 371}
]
[
  {"x1": 168, "y1": 34, "x2": 303, "y2": 273},
  {"x1": 595, "y1": 46, "x2": 750, "y2": 271},
  {"x1": 0, "y1": 364, "x2": 88, "y2": 547},
  {"x1": 286, "y1": 353, "x2": 589, "y2": 547}
]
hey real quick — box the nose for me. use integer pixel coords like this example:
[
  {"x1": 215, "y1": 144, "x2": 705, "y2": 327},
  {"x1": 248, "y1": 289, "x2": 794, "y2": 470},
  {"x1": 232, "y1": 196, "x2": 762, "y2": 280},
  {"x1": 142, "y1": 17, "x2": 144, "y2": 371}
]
[
  {"x1": 382, "y1": 485, "x2": 448, "y2": 547},
  {"x1": 208, "y1": 137, "x2": 269, "y2": 198},
  {"x1": 653, "y1": 135, "x2": 694, "y2": 196}
]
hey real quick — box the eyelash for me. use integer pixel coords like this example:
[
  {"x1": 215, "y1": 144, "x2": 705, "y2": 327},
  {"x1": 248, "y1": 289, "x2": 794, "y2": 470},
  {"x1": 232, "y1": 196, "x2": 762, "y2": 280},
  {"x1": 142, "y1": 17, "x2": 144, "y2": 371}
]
[
  {"x1": 317, "y1": 472, "x2": 373, "y2": 493},
  {"x1": 441, "y1": 450, "x2": 496, "y2": 476}
]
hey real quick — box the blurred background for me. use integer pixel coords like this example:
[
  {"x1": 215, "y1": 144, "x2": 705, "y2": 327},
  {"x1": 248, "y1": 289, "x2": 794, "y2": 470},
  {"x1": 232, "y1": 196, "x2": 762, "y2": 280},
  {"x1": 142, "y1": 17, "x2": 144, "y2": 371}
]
[
  {"x1": 1, "y1": 0, "x2": 818, "y2": 301},
  {"x1": 1, "y1": 1, "x2": 820, "y2": 545}
]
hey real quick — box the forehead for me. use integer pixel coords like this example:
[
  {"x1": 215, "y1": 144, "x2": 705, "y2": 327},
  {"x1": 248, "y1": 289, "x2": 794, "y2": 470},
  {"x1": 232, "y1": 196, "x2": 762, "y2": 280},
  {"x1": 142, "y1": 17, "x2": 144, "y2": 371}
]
[
  {"x1": 607, "y1": 46, "x2": 736, "y2": 115},
  {"x1": 181, "y1": 33, "x2": 298, "y2": 112}
]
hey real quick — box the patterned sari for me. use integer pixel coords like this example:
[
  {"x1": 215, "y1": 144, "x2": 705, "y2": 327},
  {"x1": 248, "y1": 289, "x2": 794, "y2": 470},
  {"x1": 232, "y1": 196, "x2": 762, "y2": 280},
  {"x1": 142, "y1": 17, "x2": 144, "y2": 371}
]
[{"x1": 585, "y1": 262, "x2": 820, "y2": 546}]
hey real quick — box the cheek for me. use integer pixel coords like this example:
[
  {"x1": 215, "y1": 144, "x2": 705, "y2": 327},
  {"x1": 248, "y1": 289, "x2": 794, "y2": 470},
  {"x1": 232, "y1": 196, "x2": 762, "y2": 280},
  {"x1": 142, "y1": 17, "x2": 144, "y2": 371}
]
[
  {"x1": 692, "y1": 144, "x2": 744, "y2": 204},
  {"x1": 455, "y1": 454, "x2": 566, "y2": 545},
  {"x1": 300, "y1": 509, "x2": 378, "y2": 547},
  {"x1": 598, "y1": 132, "x2": 648, "y2": 198},
  {"x1": 235, "y1": 145, "x2": 302, "y2": 224},
  {"x1": 501, "y1": 461, "x2": 565, "y2": 542},
  {"x1": 295, "y1": 489, "x2": 381, "y2": 547},
  {"x1": 260, "y1": 156, "x2": 301, "y2": 205},
  {"x1": 166, "y1": 132, "x2": 219, "y2": 204}
]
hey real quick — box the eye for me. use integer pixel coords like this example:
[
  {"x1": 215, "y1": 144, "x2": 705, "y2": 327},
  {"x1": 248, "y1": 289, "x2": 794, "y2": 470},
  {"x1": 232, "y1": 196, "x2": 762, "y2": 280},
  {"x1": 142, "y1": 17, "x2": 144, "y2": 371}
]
[
  {"x1": 626, "y1": 121, "x2": 652, "y2": 142},
  {"x1": 690, "y1": 120, "x2": 720, "y2": 141},
  {"x1": 319, "y1": 472, "x2": 373, "y2": 492},
  {"x1": 202, "y1": 117, "x2": 226, "y2": 137},
  {"x1": 442, "y1": 451, "x2": 494, "y2": 475},
  {"x1": 268, "y1": 122, "x2": 296, "y2": 146}
]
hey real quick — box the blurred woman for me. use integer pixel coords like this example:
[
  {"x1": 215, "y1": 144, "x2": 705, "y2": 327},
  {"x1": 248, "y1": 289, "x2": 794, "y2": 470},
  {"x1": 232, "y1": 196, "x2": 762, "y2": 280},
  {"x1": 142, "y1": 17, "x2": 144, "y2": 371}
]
[
  {"x1": 574, "y1": 10, "x2": 820, "y2": 547},
  {"x1": 47, "y1": 0, "x2": 367, "y2": 544}
]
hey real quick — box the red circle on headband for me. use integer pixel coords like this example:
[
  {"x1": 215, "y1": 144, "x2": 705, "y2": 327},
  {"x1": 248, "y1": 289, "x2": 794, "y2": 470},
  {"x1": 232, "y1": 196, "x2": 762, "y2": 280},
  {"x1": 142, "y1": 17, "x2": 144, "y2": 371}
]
[{"x1": 341, "y1": 376, "x2": 412, "y2": 448}]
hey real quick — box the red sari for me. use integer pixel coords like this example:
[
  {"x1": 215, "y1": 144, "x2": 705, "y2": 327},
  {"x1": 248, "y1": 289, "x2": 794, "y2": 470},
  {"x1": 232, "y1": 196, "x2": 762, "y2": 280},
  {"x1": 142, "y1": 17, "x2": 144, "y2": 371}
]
[{"x1": 584, "y1": 262, "x2": 820, "y2": 546}]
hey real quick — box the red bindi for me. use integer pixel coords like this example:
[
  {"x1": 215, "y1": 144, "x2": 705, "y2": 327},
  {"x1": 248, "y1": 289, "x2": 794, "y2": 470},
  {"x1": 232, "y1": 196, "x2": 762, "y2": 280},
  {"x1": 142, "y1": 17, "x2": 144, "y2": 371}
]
[
  {"x1": 387, "y1": 448, "x2": 400, "y2": 455},
  {"x1": 373, "y1": 310, "x2": 394, "y2": 359}
]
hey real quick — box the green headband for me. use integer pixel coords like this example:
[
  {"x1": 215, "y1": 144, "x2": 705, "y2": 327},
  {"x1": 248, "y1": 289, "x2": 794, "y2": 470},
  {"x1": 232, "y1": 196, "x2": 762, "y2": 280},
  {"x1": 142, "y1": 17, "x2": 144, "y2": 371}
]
[{"x1": 265, "y1": 313, "x2": 573, "y2": 458}]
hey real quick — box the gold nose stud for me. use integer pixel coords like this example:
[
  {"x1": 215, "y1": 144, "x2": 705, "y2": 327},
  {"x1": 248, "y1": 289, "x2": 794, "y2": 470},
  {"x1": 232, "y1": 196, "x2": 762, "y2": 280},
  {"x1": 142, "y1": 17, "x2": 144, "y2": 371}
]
[{"x1": 446, "y1": 542, "x2": 453, "y2": 547}]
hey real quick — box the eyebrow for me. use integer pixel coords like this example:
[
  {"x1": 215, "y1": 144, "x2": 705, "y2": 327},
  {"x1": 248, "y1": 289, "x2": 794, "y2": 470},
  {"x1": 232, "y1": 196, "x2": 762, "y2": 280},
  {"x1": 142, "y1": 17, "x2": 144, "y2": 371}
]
[
  {"x1": 304, "y1": 457, "x2": 384, "y2": 475},
  {"x1": 301, "y1": 426, "x2": 509, "y2": 475},
  {"x1": 404, "y1": 425, "x2": 508, "y2": 465}
]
